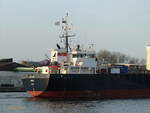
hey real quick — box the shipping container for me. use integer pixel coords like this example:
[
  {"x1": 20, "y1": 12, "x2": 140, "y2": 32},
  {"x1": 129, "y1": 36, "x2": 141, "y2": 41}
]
[{"x1": 111, "y1": 65, "x2": 128, "y2": 74}]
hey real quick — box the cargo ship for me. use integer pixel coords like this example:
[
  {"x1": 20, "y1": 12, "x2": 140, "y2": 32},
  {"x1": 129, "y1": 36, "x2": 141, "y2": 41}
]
[{"x1": 22, "y1": 14, "x2": 150, "y2": 99}]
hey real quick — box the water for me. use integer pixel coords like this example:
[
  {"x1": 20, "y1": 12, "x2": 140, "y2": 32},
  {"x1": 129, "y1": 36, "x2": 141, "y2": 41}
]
[{"x1": 1, "y1": 92, "x2": 150, "y2": 113}]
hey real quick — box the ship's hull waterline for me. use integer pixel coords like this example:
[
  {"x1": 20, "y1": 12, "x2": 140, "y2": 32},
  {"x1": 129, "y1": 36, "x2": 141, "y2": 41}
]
[
  {"x1": 27, "y1": 90, "x2": 150, "y2": 99},
  {"x1": 22, "y1": 73, "x2": 150, "y2": 99}
]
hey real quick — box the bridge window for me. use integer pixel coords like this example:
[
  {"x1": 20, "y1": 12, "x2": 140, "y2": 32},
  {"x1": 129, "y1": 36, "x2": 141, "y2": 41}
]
[
  {"x1": 87, "y1": 54, "x2": 95, "y2": 58},
  {"x1": 72, "y1": 54, "x2": 77, "y2": 58},
  {"x1": 72, "y1": 53, "x2": 95, "y2": 58}
]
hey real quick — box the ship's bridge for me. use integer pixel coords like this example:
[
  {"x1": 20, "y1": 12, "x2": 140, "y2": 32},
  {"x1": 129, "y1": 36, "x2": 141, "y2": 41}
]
[
  {"x1": 50, "y1": 48, "x2": 67, "y2": 64},
  {"x1": 70, "y1": 47, "x2": 97, "y2": 68}
]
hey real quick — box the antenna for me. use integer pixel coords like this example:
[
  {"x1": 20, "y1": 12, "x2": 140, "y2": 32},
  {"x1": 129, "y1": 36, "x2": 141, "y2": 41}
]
[
  {"x1": 45, "y1": 54, "x2": 50, "y2": 60},
  {"x1": 56, "y1": 13, "x2": 75, "y2": 53}
]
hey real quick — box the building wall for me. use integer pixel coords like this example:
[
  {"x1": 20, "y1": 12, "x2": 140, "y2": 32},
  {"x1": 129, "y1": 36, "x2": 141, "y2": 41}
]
[{"x1": 146, "y1": 45, "x2": 150, "y2": 70}]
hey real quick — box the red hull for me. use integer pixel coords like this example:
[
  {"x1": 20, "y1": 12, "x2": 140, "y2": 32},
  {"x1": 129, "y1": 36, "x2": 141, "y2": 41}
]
[{"x1": 28, "y1": 90, "x2": 150, "y2": 99}]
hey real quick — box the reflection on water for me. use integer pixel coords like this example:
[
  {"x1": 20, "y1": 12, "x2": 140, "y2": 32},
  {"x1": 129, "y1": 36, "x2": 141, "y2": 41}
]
[{"x1": 0, "y1": 92, "x2": 150, "y2": 113}]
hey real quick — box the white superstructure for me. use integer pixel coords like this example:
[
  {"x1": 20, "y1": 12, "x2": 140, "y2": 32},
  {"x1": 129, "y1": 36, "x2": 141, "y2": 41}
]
[
  {"x1": 49, "y1": 45, "x2": 97, "y2": 74},
  {"x1": 51, "y1": 48, "x2": 67, "y2": 64}
]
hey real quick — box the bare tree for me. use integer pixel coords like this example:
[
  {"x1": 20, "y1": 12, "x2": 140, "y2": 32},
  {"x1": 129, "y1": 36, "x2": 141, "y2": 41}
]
[{"x1": 97, "y1": 50, "x2": 145, "y2": 64}]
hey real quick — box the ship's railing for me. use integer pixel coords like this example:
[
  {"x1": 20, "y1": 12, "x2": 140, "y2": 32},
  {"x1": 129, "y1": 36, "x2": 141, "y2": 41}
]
[{"x1": 60, "y1": 66, "x2": 96, "y2": 74}]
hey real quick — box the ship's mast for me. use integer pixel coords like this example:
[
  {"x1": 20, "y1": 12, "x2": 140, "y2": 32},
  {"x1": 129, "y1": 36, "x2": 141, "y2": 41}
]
[{"x1": 59, "y1": 13, "x2": 75, "y2": 53}]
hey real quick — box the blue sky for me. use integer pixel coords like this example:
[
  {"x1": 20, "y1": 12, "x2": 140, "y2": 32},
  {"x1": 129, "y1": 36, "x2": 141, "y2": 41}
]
[{"x1": 0, "y1": 0, "x2": 150, "y2": 61}]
